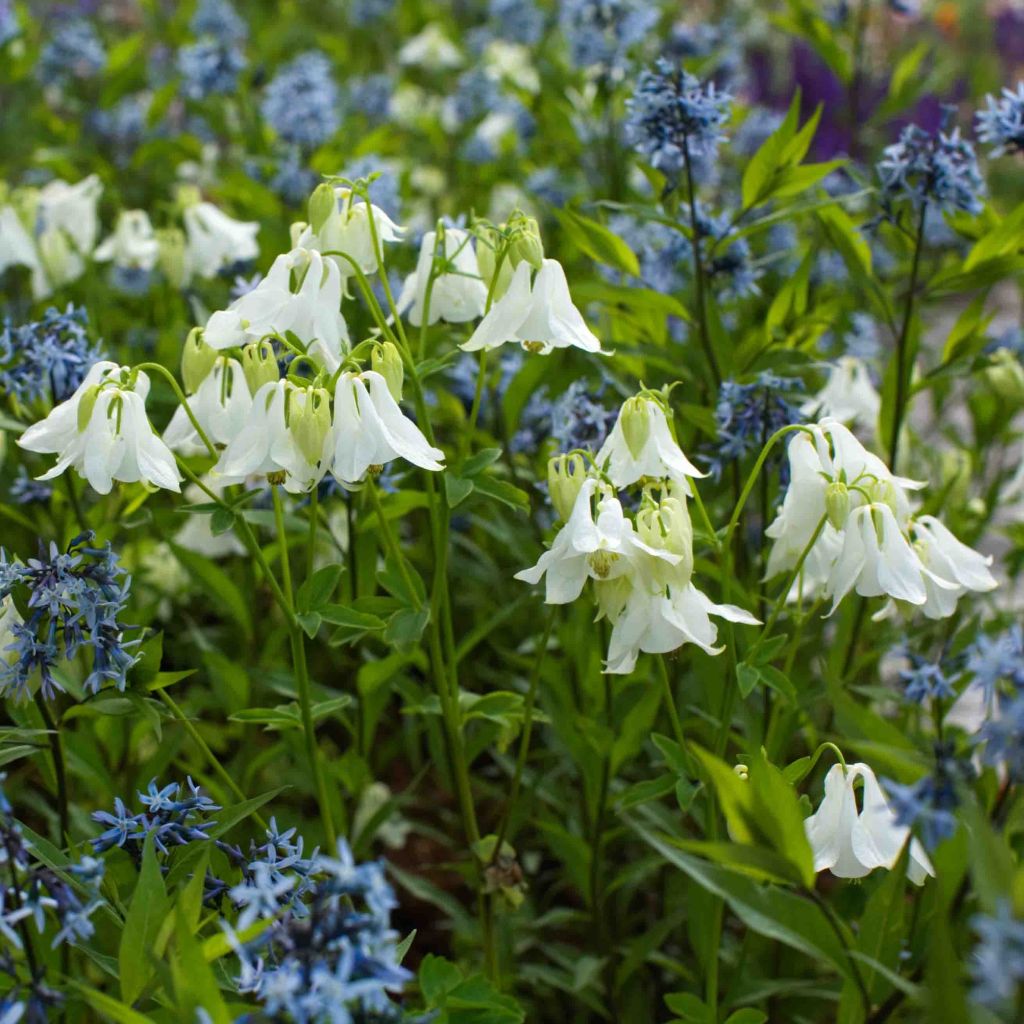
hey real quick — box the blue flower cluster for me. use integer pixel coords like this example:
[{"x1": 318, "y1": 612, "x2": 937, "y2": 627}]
[
  {"x1": 607, "y1": 214, "x2": 688, "y2": 294},
  {"x1": 976, "y1": 82, "x2": 1024, "y2": 156},
  {"x1": 876, "y1": 117, "x2": 985, "y2": 216},
  {"x1": 261, "y1": 50, "x2": 340, "y2": 149},
  {"x1": 0, "y1": 534, "x2": 140, "y2": 702},
  {"x1": 178, "y1": 39, "x2": 246, "y2": 100},
  {"x1": 0, "y1": 305, "x2": 105, "y2": 407},
  {"x1": 488, "y1": 0, "x2": 545, "y2": 45},
  {"x1": 92, "y1": 778, "x2": 220, "y2": 856},
  {"x1": 1, "y1": 776, "x2": 104, "y2": 1022},
  {"x1": 0, "y1": 0, "x2": 19, "y2": 47},
  {"x1": 626, "y1": 59, "x2": 731, "y2": 183},
  {"x1": 706, "y1": 373, "x2": 804, "y2": 479},
  {"x1": 191, "y1": 0, "x2": 247, "y2": 43},
  {"x1": 897, "y1": 647, "x2": 956, "y2": 704},
  {"x1": 340, "y1": 156, "x2": 402, "y2": 221},
  {"x1": 222, "y1": 830, "x2": 410, "y2": 1023},
  {"x1": 886, "y1": 743, "x2": 967, "y2": 850},
  {"x1": 560, "y1": 0, "x2": 657, "y2": 71},
  {"x1": 967, "y1": 624, "x2": 1024, "y2": 701},
  {"x1": 514, "y1": 379, "x2": 618, "y2": 456},
  {"x1": 349, "y1": 0, "x2": 396, "y2": 27},
  {"x1": 971, "y1": 901, "x2": 1024, "y2": 1011},
  {"x1": 36, "y1": 19, "x2": 106, "y2": 87},
  {"x1": 349, "y1": 73, "x2": 394, "y2": 120},
  {"x1": 977, "y1": 697, "x2": 1024, "y2": 781},
  {"x1": 9, "y1": 467, "x2": 53, "y2": 507}
]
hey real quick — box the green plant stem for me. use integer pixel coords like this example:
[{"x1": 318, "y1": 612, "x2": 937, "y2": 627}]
[
  {"x1": 273, "y1": 486, "x2": 337, "y2": 848},
  {"x1": 655, "y1": 655, "x2": 693, "y2": 773},
  {"x1": 62, "y1": 474, "x2": 88, "y2": 535},
  {"x1": 461, "y1": 350, "x2": 489, "y2": 461},
  {"x1": 683, "y1": 135, "x2": 721, "y2": 386},
  {"x1": 135, "y1": 362, "x2": 218, "y2": 458},
  {"x1": 888, "y1": 202, "x2": 927, "y2": 470},
  {"x1": 155, "y1": 688, "x2": 268, "y2": 831},
  {"x1": 33, "y1": 692, "x2": 68, "y2": 845},
  {"x1": 808, "y1": 888, "x2": 871, "y2": 1015},
  {"x1": 306, "y1": 485, "x2": 319, "y2": 579}
]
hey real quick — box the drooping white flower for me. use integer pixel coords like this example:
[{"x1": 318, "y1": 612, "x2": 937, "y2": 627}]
[
  {"x1": 330, "y1": 371, "x2": 445, "y2": 484},
  {"x1": 36, "y1": 175, "x2": 103, "y2": 261},
  {"x1": 163, "y1": 358, "x2": 252, "y2": 456},
  {"x1": 398, "y1": 24, "x2": 463, "y2": 69},
  {"x1": 182, "y1": 199, "x2": 260, "y2": 280},
  {"x1": 910, "y1": 514, "x2": 997, "y2": 619},
  {"x1": 94, "y1": 210, "x2": 160, "y2": 272},
  {"x1": 596, "y1": 395, "x2": 706, "y2": 489},
  {"x1": 804, "y1": 762, "x2": 934, "y2": 885},
  {"x1": 214, "y1": 380, "x2": 333, "y2": 493},
  {"x1": 297, "y1": 188, "x2": 403, "y2": 278},
  {"x1": 396, "y1": 228, "x2": 487, "y2": 326},
  {"x1": 203, "y1": 248, "x2": 349, "y2": 371},
  {"x1": 18, "y1": 362, "x2": 181, "y2": 495},
  {"x1": 461, "y1": 259, "x2": 601, "y2": 355},
  {"x1": 801, "y1": 356, "x2": 880, "y2": 434},
  {"x1": 0, "y1": 203, "x2": 43, "y2": 285}
]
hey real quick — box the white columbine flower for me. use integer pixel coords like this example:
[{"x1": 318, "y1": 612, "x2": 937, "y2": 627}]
[
  {"x1": 461, "y1": 259, "x2": 601, "y2": 355},
  {"x1": 398, "y1": 24, "x2": 463, "y2": 69},
  {"x1": 909, "y1": 515, "x2": 997, "y2": 619},
  {"x1": 297, "y1": 188, "x2": 403, "y2": 278},
  {"x1": 182, "y1": 199, "x2": 260, "y2": 280},
  {"x1": 17, "y1": 362, "x2": 181, "y2": 495},
  {"x1": 163, "y1": 358, "x2": 252, "y2": 456},
  {"x1": 94, "y1": 210, "x2": 160, "y2": 273},
  {"x1": 596, "y1": 395, "x2": 706, "y2": 489},
  {"x1": 0, "y1": 202, "x2": 43, "y2": 288},
  {"x1": 804, "y1": 762, "x2": 934, "y2": 885},
  {"x1": 396, "y1": 228, "x2": 487, "y2": 326},
  {"x1": 203, "y1": 248, "x2": 349, "y2": 371},
  {"x1": 331, "y1": 371, "x2": 445, "y2": 485},
  {"x1": 214, "y1": 380, "x2": 333, "y2": 493},
  {"x1": 32, "y1": 175, "x2": 103, "y2": 295},
  {"x1": 801, "y1": 356, "x2": 880, "y2": 435}
]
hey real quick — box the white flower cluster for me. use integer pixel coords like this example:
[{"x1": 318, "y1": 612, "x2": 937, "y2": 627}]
[
  {"x1": 766, "y1": 419, "x2": 996, "y2": 618},
  {"x1": 517, "y1": 394, "x2": 759, "y2": 674}
]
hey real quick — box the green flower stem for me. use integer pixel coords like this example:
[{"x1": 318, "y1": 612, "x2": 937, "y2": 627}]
[
  {"x1": 155, "y1": 688, "x2": 268, "y2": 831},
  {"x1": 33, "y1": 692, "x2": 69, "y2": 846},
  {"x1": 62, "y1": 474, "x2": 88, "y2": 534},
  {"x1": 134, "y1": 362, "x2": 217, "y2": 458},
  {"x1": 655, "y1": 655, "x2": 695, "y2": 774},
  {"x1": 306, "y1": 485, "x2": 319, "y2": 580},
  {"x1": 272, "y1": 486, "x2": 337, "y2": 848}
]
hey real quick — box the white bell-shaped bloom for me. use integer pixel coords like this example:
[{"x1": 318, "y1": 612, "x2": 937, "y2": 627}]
[
  {"x1": 330, "y1": 371, "x2": 444, "y2": 484},
  {"x1": 0, "y1": 204, "x2": 43, "y2": 282},
  {"x1": 36, "y1": 175, "x2": 102, "y2": 259},
  {"x1": 398, "y1": 24, "x2": 463, "y2": 69},
  {"x1": 461, "y1": 259, "x2": 601, "y2": 355},
  {"x1": 183, "y1": 200, "x2": 260, "y2": 281},
  {"x1": 297, "y1": 189, "x2": 403, "y2": 277},
  {"x1": 94, "y1": 210, "x2": 160, "y2": 272},
  {"x1": 214, "y1": 380, "x2": 332, "y2": 493},
  {"x1": 802, "y1": 356, "x2": 880, "y2": 434},
  {"x1": 203, "y1": 248, "x2": 348, "y2": 371},
  {"x1": 396, "y1": 228, "x2": 487, "y2": 326},
  {"x1": 910, "y1": 514, "x2": 998, "y2": 619},
  {"x1": 596, "y1": 396, "x2": 705, "y2": 488},
  {"x1": 805, "y1": 762, "x2": 934, "y2": 885},
  {"x1": 174, "y1": 480, "x2": 246, "y2": 559},
  {"x1": 164, "y1": 358, "x2": 252, "y2": 456},
  {"x1": 18, "y1": 362, "x2": 181, "y2": 495}
]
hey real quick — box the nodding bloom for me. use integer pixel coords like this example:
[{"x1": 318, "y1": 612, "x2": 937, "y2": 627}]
[
  {"x1": 764, "y1": 419, "x2": 996, "y2": 616},
  {"x1": 214, "y1": 380, "x2": 333, "y2": 493},
  {"x1": 331, "y1": 370, "x2": 445, "y2": 484},
  {"x1": 397, "y1": 24, "x2": 463, "y2": 69},
  {"x1": 560, "y1": 0, "x2": 657, "y2": 71},
  {"x1": 163, "y1": 357, "x2": 252, "y2": 455},
  {"x1": 396, "y1": 227, "x2": 487, "y2": 326},
  {"x1": 94, "y1": 210, "x2": 160, "y2": 275},
  {"x1": 800, "y1": 357, "x2": 880, "y2": 436},
  {"x1": 597, "y1": 394, "x2": 705, "y2": 489},
  {"x1": 18, "y1": 362, "x2": 181, "y2": 495},
  {"x1": 975, "y1": 81, "x2": 1024, "y2": 156},
  {"x1": 27, "y1": 175, "x2": 104, "y2": 297},
  {"x1": 203, "y1": 247, "x2": 349, "y2": 370},
  {"x1": 296, "y1": 186, "x2": 403, "y2": 277},
  {"x1": 461, "y1": 258, "x2": 601, "y2": 355},
  {"x1": 181, "y1": 196, "x2": 260, "y2": 281},
  {"x1": 804, "y1": 762, "x2": 934, "y2": 885}
]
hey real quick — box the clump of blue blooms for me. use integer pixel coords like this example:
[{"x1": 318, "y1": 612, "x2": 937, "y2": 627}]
[
  {"x1": 876, "y1": 114, "x2": 985, "y2": 216},
  {"x1": 976, "y1": 82, "x2": 1024, "y2": 156},
  {"x1": 560, "y1": 0, "x2": 658, "y2": 72},
  {"x1": 977, "y1": 697, "x2": 1024, "y2": 780},
  {"x1": 0, "y1": 0, "x2": 19, "y2": 47},
  {"x1": 966, "y1": 624, "x2": 1024, "y2": 701},
  {"x1": 89, "y1": 93, "x2": 153, "y2": 159},
  {"x1": 970, "y1": 902, "x2": 1024, "y2": 1011},
  {"x1": 92, "y1": 778, "x2": 220, "y2": 857},
  {"x1": 885, "y1": 743, "x2": 967, "y2": 850},
  {"x1": 349, "y1": 0, "x2": 396, "y2": 27},
  {"x1": 706, "y1": 373, "x2": 803, "y2": 479},
  {"x1": 844, "y1": 312, "x2": 882, "y2": 361},
  {"x1": 488, "y1": 0, "x2": 545, "y2": 45},
  {"x1": 607, "y1": 214, "x2": 688, "y2": 294},
  {"x1": 36, "y1": 19, "x2": 106, "y2": 87},
  {"x1": 514, "y1": 380, "x2": 618, "y2": 456},
  {"x1": 339, "y1": 156, "x2": 402, "y2": 221},
  {"x1": 9, "y1": 467, "x2": 53, "y2": 506},
  {"x1": 191, "y1": 0, "x2": 247, "y2": 43},
  {"x1": 896, "y1": 645, "x2": 957, "y2": 704},
  {"x1": 349, "y1": 73, "x2": 394, "y2": 120},
  {"x1": 261, "y1": 50, "x2": 340, "y2": 149},
  {"x1": 626, "y1": 59, "x2": 731, "y2": 184},
  {"x1": 222, "y1": 834, "x2": 411, "y2": 1022},
  {"x1": 0, "y1": 305, "x2": 105, "y2": 406},
  {"x1": 1, "y1": 775, "x2": 104, "y2": 1022},
  {"x1": 0, "y1": 533, "x2": 140, "y2": 702},
  {"x1": 271, "y1": 149, "x2": 318, "y2": 206},
  {"x1": 178, "y1": 39, "x2": 246, "y2": 100}
]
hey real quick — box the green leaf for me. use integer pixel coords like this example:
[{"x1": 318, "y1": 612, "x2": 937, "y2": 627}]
[
  {"x1": 318, "y1": 604, "x2": 387, "y2": 631},
  {"x1": 741, "y1": 93, "x2": 801, "y2": 209},
  {"x1": 725, "y1": 1011, "x2": 769, "y2": 1024},
  {"x1": 207, "y1": 787, "x2": 286, "y2": 839},
  {"x1": 470, "y1": 473, "x2": 530, "y2": 510},
  {"x1": 65, "y1": 981, "x2": 156, "y2": 1023},
  {"x1": 296, "y1": 564, "x2": 344, "y2": 614},
  {"x1": 665, "y1": 992, "x2": 714, "y2": 1023},
  {"x1": 420, "y1": 954, "x2": 464, "y2": 1004},
  {"x1": 119, "y1": 833, "x2": 170, "y2": 1004},
  {"x1": 552, "y1": 207, "x2": 640, "y2": 276},
  {"x1": 171, "y1": 544, "x2": 253, "y2": 638},
  {"x1": 385, "y1": 606, "x2": 431, "y2": 647},
  {"x1": 171, "y1": 902, "x2": 231, "y2": 1024},
  {"x1": 445, "y1": 474, "x2": 475, "y2": 508},
  {"x1": 462, "y1": 447, "x2": 503, "y2": 477}
]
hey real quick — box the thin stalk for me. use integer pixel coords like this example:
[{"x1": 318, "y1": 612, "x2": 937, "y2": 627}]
[
  {"x1": 888, "y1": 202, "x2": 927, "y2": 470},
  {"x1": 134, "y1": 362, "x2": 217, "y2": 458},
  {"x1": 656, "y1": 655, "x2": 693, "y2": 773},
  {"x1": 808, "y1": 888, "x2": 871, "y2": 1015},
  {"x1": 33, "y1": 692, "x2": 68, "y2": 845},
  {"x1": 461, "y1": 351, "x2": 489, "y2": 462},
  {"x1": 62, "y1": 474, "x2": 88, "y2": 535},
  {"x1": 683, "y1": 135, "x2": 721, "y2": 386},
  {"x1": 306, "y1": 486, "x2": 319, "y2": 580},
  {"x1": 155, "y1": 689, "x2": 268, "y2": 831}
]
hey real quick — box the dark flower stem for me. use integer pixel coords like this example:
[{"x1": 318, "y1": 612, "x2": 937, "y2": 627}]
[{"x1": 33, "y1": 691, "x2": 69, "y2": 846}]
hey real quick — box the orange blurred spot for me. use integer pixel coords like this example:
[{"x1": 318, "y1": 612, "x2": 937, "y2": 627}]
[{"x1": 934, "y1": 2, "x2": 960, "y2": 36}]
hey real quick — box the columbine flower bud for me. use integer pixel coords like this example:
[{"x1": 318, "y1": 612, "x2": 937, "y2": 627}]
[
  {"x1": 371, "y1": 341, "x2": 404, "y2": 402},
  {"x1": 175, "y1": 183, "x2": 202, "y2": 212},
  {"x1": 290, "y1": 387, "x2": 333, "y2": 465},
  {"x1": 734, "y1": 764, "x2": 749, "y2": 781},
  {"x1": 308, "y1": 182, "x2": 337, "y2": 236},
  {"x1": 38, "y1": 228, "x2": 72, "y2": 285},
  {"x1": 10, "y1": 187, "x2": 38, "y2": 233},
  {"x1": 157, "y1": 227, "x2": 187, "y2": 289},
  {"x1": 869, "y1": 477, "x2": 899, "y2": 515},
  {"x1": 181, "y1": 327, "x2": 218, "y2": 393},
  {"x1": 476, "y1": 224, "x2": 513, "y2": 302},
  {"x1": 636, "y1": 495, "x2": 694, "y2": 583},
  {"x1": 825, "y1": 481, "x2": 851, "y2": 531},
  {"x1": 547, "y1": 453, "x2": 587, "y2": 522},
  {"x1": 508, "y1": 214, "x2": 544, "y2": 270},
  {"x1": 984, "y1": 348, "x2": 1024, "y2": 405},
  {"x1": 241, "y1": 340, "x2": 279, "y2": 393},
  {"x1": 620, "y1": 396, "x2": 651, "y2": 459}
]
